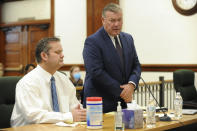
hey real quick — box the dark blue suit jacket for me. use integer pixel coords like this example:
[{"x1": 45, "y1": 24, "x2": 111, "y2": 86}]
[{"x1": 83, "y1": 27, "x2": 141, "y2": 113}]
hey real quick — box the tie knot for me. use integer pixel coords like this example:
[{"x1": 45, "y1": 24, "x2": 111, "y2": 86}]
[
  {"x1": 114, "y1": 36, "x2": 118, "y2": 40},
  {"x1": 51, "y1": 76, "x2": 55, "y2": 81}
]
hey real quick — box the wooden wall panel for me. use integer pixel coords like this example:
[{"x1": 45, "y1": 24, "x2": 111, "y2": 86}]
[
  {"x1": 21, "y1": 26, "x2": 28, "y2": 67},
  {"x1": 28, "y1": 25, "x2": 49, "y2": 64},
  {"x1": 0, "y1": 31, "x2": 5, "y2": 64},
  {"x1": 49, "y1": 0, "x2": 54, "y2": 37},
  {"x1": 5, "y1": 27, "x2": 22, "y2": 68},
  {"x1": 0, "y1": 20, "x2": 50, "y2": 76},
  {"x1": 87, "y1": 0, "x2": 119, "y2": 36}
]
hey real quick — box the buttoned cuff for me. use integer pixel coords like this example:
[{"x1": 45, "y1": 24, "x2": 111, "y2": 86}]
[{"x1": 128, "y1": 81, "x2": 136, "y2": 89}]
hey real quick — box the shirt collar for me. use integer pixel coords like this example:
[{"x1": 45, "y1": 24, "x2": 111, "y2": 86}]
[
  {"x1": 108, "y1": 34, "x2": 119, "y2": 40},
  {"x1": 36, "y1": 65, "x2": 53, "y2": 82}
]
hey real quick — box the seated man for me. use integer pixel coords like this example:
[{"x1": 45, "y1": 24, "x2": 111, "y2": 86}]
[{"x1": 11, "y1": 37, "x2": 86, "y2": 127}]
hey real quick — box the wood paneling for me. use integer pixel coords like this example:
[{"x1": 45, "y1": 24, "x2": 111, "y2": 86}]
[
  {"x1": 28, "y1": 25, "x2": 49, "y2": 64},
  {"x1": 0, "y1": 63, "x2": 3, "y2": 76},
  {"x1": 0, "y1": 19, "x2": 50, "y2": 28},
  {"x1": 0, "y1": 21, "x2": 50, "y2": 76},
  {"x1": 87, "y1": 0, "x2": 119, "y2": 36},
  {"x1": 142, "y1": 64, "x2": 197, "y2": 72},
  {"x1": 0, "y1": 31, "x2": 5, "y2": 64},
  {"x1": 60, "y1": 64, "x2": 85, "y2": 71},
  {"x1": 60, "y1": 64, "x2": 197, "y2": 72},
  {"x1": 4, "y1": 27, "x2": 22, "y2": 68},
  {"x1": 49, "y1": 0, "x2": 54, "y2": 37}
]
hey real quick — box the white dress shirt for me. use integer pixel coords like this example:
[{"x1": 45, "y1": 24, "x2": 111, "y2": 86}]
[
  {"x1": 11, "y1": 65, "x2": 80, "y2": 127},
  {"x1": 108, "y1": 34, "x2": 122, "y2": 48}
]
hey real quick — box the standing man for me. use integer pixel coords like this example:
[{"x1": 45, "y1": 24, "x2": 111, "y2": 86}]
[
  {"x1": 11, "y1": 37, "x2": 86, "y2": 127},
  {"x1": 83, "y1": 3, "x2": 141, "y2": 113}
]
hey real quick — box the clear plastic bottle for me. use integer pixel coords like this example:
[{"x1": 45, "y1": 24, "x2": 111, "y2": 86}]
[
  {"x1": 146, "y1": 97, "x2": 156, "y2": 128},
  {"x1": 115, "y1": 101, "x2": 123, "y2": 131},
  {"x1": 174, "y1": 92, "x2": 183, "y2": 120}
]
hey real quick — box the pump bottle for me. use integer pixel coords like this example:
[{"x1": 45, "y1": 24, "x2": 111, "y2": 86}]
[{"x1": 115, "y1": 101, "x2": 123, "y2": 130}]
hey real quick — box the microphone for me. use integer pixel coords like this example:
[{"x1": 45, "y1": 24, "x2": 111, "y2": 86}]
[{"x1": 140, "y1": 77, "x2": 171, "y2": 121}]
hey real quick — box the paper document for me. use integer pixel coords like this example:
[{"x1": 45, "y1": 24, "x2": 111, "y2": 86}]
[
  {"x1": 55, "y1": 122, "x2": 78, "y2": 127},
  {"x1": 182, "y1": 109, "x2": 197, "y2": 115}
]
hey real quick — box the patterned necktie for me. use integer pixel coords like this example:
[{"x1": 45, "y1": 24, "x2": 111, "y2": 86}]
[
  {"x1": 50, "y1": 76, "x2": 60, "y2": 112},
  {"x1": 114, "y1": 36, "x2": 124, "y2": 67}
]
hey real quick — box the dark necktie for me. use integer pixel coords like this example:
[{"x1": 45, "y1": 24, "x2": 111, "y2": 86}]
[
  {"x1": 114, "y1": 36, "x2": 124, "y2": 67},
  {"x1": 50, "y1": 76, "x2": 60, "y2": 112}
]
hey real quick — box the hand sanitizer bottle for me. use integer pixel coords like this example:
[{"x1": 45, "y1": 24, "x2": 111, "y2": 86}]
[{"x1": 115, "y1": 101, "x2": 123, "y2": 130}]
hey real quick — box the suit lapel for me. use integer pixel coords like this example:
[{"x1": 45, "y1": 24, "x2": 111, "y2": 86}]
[{"x1": 119, "y1": 33, "x2": 129, "y2": 74}]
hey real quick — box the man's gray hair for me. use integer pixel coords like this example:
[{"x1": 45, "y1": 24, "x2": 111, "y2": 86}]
[
  {"x1": 102, "y1": 3, "x2": 122, "y2": 18},
  {"x1": 35, "y1": 37, "x2": 60, "y2": 63}
]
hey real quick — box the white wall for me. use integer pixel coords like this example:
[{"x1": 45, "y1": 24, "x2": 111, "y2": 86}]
[
  {"x1": 120, "y1": 0, "x2": 197, "y2": 64},
  {"x1": 1, "y1": 0, "x2": 50, "y2": 23},
  {"x1": 55, "y1": 0, "x2": 86, "y2": 64}
]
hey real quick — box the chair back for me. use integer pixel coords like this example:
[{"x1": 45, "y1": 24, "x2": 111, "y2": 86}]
[
  {"x1": 0, "y1": 76, "x2": 21, "y2": 128},
  {"x1": 173, "y1": 69, "x2": 197, "y2": 101}
]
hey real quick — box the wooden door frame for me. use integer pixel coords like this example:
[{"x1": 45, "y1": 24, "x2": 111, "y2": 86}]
[
  {"x1": 86, "y1": 0, "x2": 119, "y2": 36},
  {"x1": 49, "y1": 0, "x2": 54, "y2": 37}
]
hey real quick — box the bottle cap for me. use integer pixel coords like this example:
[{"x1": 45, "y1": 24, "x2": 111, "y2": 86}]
[
  {"x1": 87, "y1": 97, "x2": 102, "y2": 101},
  {"x1": 117, "y1": 101, "x2": 121, "y2": 111}
]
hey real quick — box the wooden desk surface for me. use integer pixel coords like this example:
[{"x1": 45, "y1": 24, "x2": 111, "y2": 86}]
[{"x1": 4, "y1": 113, "x2": 197, "y2": 131}]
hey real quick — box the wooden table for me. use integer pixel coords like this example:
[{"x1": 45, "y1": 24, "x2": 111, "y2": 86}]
[{"x1": 4, "y1": 113, "x2": 197, "y2": 131}]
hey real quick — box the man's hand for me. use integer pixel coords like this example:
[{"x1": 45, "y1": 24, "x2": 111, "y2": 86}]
[
  {"x1": 71, "y1": 104, "x2": 86, "y2": 122},
  {"x1": 120, "y1": 83, "x2": 135, "y2": 103}
]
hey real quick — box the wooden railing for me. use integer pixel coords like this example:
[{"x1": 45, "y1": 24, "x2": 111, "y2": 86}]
[
  {"x1": 76, "y1": 76, "x2": 175, "y2": 110},
  {"x1": 134, "y1": 76, "x2": 175, "y2": 109}
]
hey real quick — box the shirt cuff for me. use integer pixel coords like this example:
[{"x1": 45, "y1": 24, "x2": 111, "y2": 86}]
[
  {"x1": 62, "y1": 112, "x2": 73, "y2": 123},
  {"x1": 128, "y1": 81, "x2": 136, "y2": 89}
]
